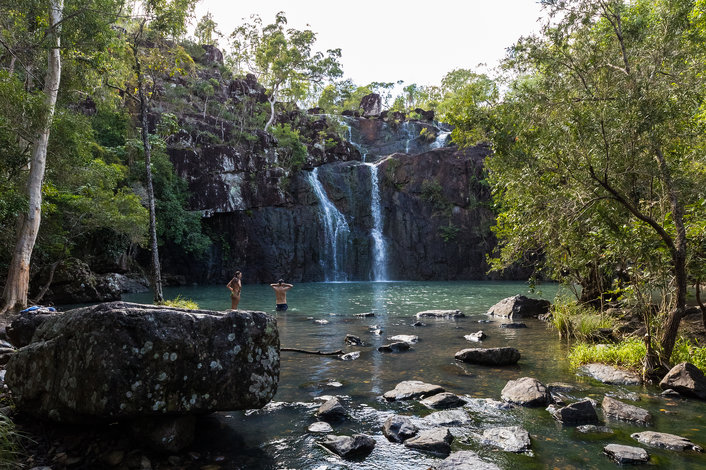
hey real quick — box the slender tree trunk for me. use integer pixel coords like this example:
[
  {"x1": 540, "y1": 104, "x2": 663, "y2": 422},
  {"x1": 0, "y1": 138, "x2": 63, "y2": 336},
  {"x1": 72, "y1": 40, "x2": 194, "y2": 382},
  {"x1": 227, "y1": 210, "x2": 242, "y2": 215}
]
[
  {"x1": 655, "y1": 146, "x2": 688, "y2": 364},
  {"x1": 1, "y1": 0, "x2": 63, "y2": 315},
  {"x1": 264, "y1": 94, "x2": 276, "y2": 131},
  {"x1": 696, "y1": 281, "x2": 706, "y2": 330},
  {"x1": 133, "y1": 24, "x2": 163, "y2": 303},
  {"x1": 9, "y1": 56, "x2": 15, "y2": 76}
]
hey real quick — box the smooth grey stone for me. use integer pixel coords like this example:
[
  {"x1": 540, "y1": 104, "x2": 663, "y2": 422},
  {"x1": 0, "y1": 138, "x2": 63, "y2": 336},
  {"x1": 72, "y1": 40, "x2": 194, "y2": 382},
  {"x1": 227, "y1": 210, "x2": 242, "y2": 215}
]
[
  {"x1": 550, "y1": 399, "x2": 599, "y2": 425},
  {"x1": 578, "y1": 363, "x2": 642, "y2": 385},
  {"x1": 319, "y1": 434, "x2": 375, "y2": 459},
  {"x1": 487, "y1": 295, "x2": 550, "y2": 319},
  {"x1": 455, "y1": 347, "x2": 520, "y2": 366},
  {"x1": 420, "y1": 392, "x2": 465, "y2": 409},
  {"x1": 631, "y1": 431, "x2": 703, "y2": 452},
  {"x1": 479, "y1": 426, "x2": 531, "y2": 452},
  {"x1": 433, "y1": 450, "x2": 501, "y2": 470},
  {"x1": 659, "y1": 362, "x2": 706, "y2": 400},
  {"x1": 416, "y1": 310, "x2": 465, "y2": 319},
  {"x1": 404, "y1": 428, "x2": 453, "y2": 456},
  {"x1": 604, "y1": 444, "x2": 650, "y2": 464},
  {"x1": 425, "y1": 409, "x2": 471, "y2": 426},
  {"x1": 602, "y1": 396, "x2": 652, "y2": 425},
  {"x1": 501, "y1": 377, "x2": 551, "y2": 407},
  {"x1": 308, "y1": 421, "x2": 333, "y2": 433},
  {"x1": 382, "y1": 415, "x2": 418, "y2": 443},
  {"x1": 316, "y1": 397, "x2": 347, "y2": 422},
  {"x1": 389, "y1": 334, "x2": 419, "y2": 344},
  {"x1": 464, "y1": 331, "x2": 486, "y2": 342},
  {"x1": 383, "y1": 380, "x2": 445, "y2": 401}
]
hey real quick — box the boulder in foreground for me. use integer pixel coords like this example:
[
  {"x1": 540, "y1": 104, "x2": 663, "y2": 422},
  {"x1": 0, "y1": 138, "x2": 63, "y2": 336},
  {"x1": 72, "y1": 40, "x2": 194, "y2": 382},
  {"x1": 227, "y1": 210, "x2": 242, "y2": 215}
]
[
  {"x1": 319, "y1": 434, "x2": 375, "y2": 459},
  {"x1": 383, "y1": 381, "x2": 444, "y2": 401},
  {"x1": 659, "y1": 362, "x2": 706, "y2": 400},
  {"x1": 501, "y1": 377, "x2": 551, "y2": 407},
  {"x1": 5, "y1": 302, "x2": 279, "y2": 423},
  {"x1": 578, "y1": 363, "x2": 641, "y2": 385},
  {"x1": 487, "y1": 295, "x2": 550, "y2": 319},
  {"x1": 631, "y1": 431, "x2": 703, "y2": 452},
  {"x1": 603, "y1": 444, "x2": 649, "y2": 464},
  {"x1": 455, "y1": 347, "x2": 520, "y2": 366}
]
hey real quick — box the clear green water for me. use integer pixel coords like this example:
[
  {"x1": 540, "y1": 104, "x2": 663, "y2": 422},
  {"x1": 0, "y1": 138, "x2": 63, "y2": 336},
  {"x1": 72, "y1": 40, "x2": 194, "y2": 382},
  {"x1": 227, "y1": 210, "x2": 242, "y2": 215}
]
[{"x1": 124, "y1": 281, "x2": 706, "y2": 469}]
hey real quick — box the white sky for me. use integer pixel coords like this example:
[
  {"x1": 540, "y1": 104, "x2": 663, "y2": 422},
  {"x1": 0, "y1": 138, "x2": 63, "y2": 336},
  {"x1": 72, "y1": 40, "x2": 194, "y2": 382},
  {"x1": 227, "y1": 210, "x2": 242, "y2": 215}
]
[{"x1": 194, "y1": 0, "x2": 545, "y2": 87}]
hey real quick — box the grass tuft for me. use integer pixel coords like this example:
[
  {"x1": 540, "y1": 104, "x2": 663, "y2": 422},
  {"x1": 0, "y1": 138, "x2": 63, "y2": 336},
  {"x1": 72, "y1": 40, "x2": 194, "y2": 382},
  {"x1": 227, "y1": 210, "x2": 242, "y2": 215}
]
[
  {"x1": 550, "y1": 299, "x2": 614, "y2": 342},
  {"x1": 158, "y1": 295, "x2": 199, "y2": 310},
  {"x1": 568, "y1": 337, "x2": 646, "y2": 371},
  {"x1": 0, "y1": 413, "x2": 23, "y2": 469},
  {"x1": 671, "y1": 337, "x2": 706, "y2": 373}
]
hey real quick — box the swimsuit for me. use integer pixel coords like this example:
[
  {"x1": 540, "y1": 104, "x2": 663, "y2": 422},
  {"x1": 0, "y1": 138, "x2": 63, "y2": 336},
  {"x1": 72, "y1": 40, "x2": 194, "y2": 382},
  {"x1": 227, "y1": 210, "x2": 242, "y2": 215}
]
[{"x1": 276, "y1": 303, "x2": 288, "y2": 311}]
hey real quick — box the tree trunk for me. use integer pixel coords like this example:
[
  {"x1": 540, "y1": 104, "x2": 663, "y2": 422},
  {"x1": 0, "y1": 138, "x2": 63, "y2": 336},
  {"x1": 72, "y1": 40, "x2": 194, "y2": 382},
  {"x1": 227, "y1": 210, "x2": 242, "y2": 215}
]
[
  {"x1": 696, "y1": 281, "x2": 706, "y2": 330},
  {"x1": 1, "y1": 0, "x2": 63, "y2": 315},
  {"x1": 133, "y1": 24, "x2": 163, "y2": 303},
  {"x1": 264, "y1": 94, "x2": 276, "y2": 131}
]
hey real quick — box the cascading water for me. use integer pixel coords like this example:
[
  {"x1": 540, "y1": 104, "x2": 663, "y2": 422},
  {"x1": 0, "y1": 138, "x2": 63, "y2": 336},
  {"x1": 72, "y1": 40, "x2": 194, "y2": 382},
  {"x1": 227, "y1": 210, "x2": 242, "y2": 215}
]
[
  {"x1": 365, "y1": 162, "x2": 388, "y2": 281},
  {"x1": 430, "y1": 129, "x2": 451, "y2": 149},
  {"x1": 308, "y1": 168, "x2": 350, "y2": 282}
]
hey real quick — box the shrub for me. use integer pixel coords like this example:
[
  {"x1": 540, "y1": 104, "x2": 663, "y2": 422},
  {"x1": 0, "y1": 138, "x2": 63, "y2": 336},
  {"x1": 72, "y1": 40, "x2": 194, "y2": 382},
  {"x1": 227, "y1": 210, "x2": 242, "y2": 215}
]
[
  {"x1": 671, "y1": 337, "x2": 706, "y2": 373},
  {"x1": 159, "y1": 295, "x2": 199, "y2": 310},
  {"x1": 568, "y1": 337, "x2": 646, "y2": 371},
  {"x1": 0, "y1": 413, "x2": 22, "y2": 469},
  {"x1": 550, "y1": 299, "x2": 614, "y2": 341}
]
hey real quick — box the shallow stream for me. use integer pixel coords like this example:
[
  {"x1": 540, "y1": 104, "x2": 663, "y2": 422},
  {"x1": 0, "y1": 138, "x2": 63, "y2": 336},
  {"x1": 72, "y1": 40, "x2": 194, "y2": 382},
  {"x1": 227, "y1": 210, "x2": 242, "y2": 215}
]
[{"x1": 124, "y1": 281, "x2": 706, "y2": 469}]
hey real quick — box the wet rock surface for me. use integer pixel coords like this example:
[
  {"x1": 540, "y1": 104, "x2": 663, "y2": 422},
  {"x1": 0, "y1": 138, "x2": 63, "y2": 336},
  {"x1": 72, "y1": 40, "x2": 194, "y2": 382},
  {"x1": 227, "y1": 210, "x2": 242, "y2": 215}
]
[
  {"x1": 659, "y1": 362, "x2": 706, "y2": 400},
  {"x1": 501, "y1": 377, "x2": 552, "y2": 407},
  {"x1": 382, "y1": 415, "x2": 418, "y2": 443},
  {"x1": 425, "y1": 409, "x2": 472, "y2": 426},
  {"x1": 603, "y1": 444, "x2": 650, "y2": 464},
  {"x1": 420, "y1": 392, "x2": 466, "y2": 409},
  {"x1": 389, "y1": 334, "x2": 419, "y2": 344},
  {"x1": 432, "y1": 450, "x2": 501, "y2": 470},
  {"x1": 319, "y1": 433, "x2": 376, "y2": 459},
  {"x1": 404, "y1": 428, "x2": 454, "y2": 456},
  {"x1": 478, "y1": 426, "x2": 531, "y2": 453},
  {"x1": 631, "y1": 431, "x2": 703, "y2": 452},
  {"x1": 416, "y1": 310, "x2": 465, "y2": 319},
  {"x1": 383, "y1": 381, "x2": 445, "y2": 401},
  {"x1": 602, "y1": 396, "x2": 652, "y2": 425},
  {"x1": 576, "y1": 425, "x2": 614, "y2": 434},
  {"x1": 454, "y1": 347, "x2": 520, "y2": 366},
  {"x1": 550, "y1": 399, "x2": 599, "y2": 425},
  {"x1": 5, "y1": 302, "x2": 280, "y2": 423},
  {"x1": 316, "y1": 397, "x2": 348, "y2": 422},
  {"x1": 464, "y1": 331, "x2": 486, "y2": 342},
  {"x1": 377, "y1": 342, "x2": 411, "y2": 353},
  {"x1": 487, "y1": 295, "x2": 550, "y2": 319},
  {"x1": 308, "y1": 421, "x2": 333, "y2": 433},
  {"x1": 579, "y1": 363, "x2": 642, "y2": 385}
]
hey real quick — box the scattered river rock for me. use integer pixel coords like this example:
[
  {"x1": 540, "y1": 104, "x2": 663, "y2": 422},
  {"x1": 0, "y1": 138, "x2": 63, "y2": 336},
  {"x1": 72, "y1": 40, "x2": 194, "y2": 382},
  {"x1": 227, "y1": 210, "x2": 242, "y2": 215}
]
[
  {"x1": 486, "y1": 295, "x2": 550, "y2": 319},
  {"x1": 478, "y1": 426, "x2": 531, "y2": 453},
  {"x1": 464, "y1": 331, "x2": 486, "y2": 342},
  {"x1": 404, "y1": 428, "x2": 454, "y2": 456},
  {"x1": 455, "y1": 347, "x2": 520, "y2": 366},
  {"x1": 5, "y1": 302, "x2": 279, "y2": 423},
  {"x1": 308, "y1": 421, "x2": 334, "y2": 433},
  {"x1": 576, "y1": 425, "x2": 614, "y2": 435},
  {"x1": 501, "y1": 377, "x2": 552, "y2": 407},
  {"x1": 602, "y1": 396, "x2": 652, "y2": 425},
  {"x1": 340, "y1": 351, "x2": 360, "y2": 361},
  {"x1": 319, "y1": 434, "x2": 376, "y2": 459},
  {"x1": 631, "y1": 431, "x2": 703, "y2": 452},
  {"x1": 316, "y1": 397, "x2": 347, "y2": 422},
  {"x1": 549, "y1": 399, "x2": 598, "y2": 425},
  {"x1": 344, "y1": 334, "x2": 362, "y2": 346},
  {"x1": 420, "y1": 392, "x2": 465, "y2": 409},
  {"x1": 416, "y1": 310, "x2": 465, "y2": 319},
  {"x1": 603, "y1": 444, "x2": 650, "y2": 464},
  {"x1": 378, "y1": 342, "x2": 411, "y2": 353},
  {"x1": 425, "y1": 409, "x2": 472, "y2": 426},
  {"x1": 432, "y1": 450, "x2": 501, "y2": 470},
  {"x1": 383, "y1": 381, "x2": 445, "y2": 401},
  {"x1": 389, "y1": 334, "x2": 419, "y2": 344},
  {"x1": 659, "y1": 362, "x2": 706, "y2": 400},
  {"x1": 578, "y1": 363, "x2": 641, "y2": 385},
  {"x1": 382, "y1": 415, "x2": 418, "y2": 443},
  {"x1": 500, "y1": 322, "x2": 527, "y2": 329}
]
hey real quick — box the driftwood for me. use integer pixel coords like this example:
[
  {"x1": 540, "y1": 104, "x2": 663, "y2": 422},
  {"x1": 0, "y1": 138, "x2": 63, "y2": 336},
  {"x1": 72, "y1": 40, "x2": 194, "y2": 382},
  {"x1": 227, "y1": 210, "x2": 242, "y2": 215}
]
[{"x1": 281, "y1": 347, "x2": 344, "y2": 356}]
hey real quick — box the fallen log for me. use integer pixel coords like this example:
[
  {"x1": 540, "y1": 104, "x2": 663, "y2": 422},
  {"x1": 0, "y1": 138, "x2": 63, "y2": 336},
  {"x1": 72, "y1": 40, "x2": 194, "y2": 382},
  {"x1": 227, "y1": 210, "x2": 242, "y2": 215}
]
[{"x1": 281, "y1": 347, "x2": 344, "y2": 356}]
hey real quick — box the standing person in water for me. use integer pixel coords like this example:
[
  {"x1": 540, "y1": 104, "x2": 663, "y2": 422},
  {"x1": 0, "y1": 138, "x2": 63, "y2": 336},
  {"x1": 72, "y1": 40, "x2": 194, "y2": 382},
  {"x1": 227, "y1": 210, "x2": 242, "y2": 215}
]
[
  {"x1": 270, "y1": 279, "x2": 293, "y2": 311},
  {"x1": 227, "y1": 271, "x2": 242, "y2": 310}
]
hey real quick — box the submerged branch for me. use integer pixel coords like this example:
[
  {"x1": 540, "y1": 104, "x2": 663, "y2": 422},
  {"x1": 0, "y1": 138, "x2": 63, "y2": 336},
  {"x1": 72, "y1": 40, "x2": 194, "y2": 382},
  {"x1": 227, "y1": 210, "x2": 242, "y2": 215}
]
[{"x1": 280, "y1": 347, "x2": 344, "y2": 356}]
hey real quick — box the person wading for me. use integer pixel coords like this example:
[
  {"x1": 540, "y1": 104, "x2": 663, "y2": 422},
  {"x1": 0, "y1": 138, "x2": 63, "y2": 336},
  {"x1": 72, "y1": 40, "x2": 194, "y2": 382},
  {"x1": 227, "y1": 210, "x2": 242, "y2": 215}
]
[
  {"x1": 227, "y1": 271, "x2": 242, "y2": 310},
  {"x1": 270, "y1": 279, "x2": 293, "y2": 311}
]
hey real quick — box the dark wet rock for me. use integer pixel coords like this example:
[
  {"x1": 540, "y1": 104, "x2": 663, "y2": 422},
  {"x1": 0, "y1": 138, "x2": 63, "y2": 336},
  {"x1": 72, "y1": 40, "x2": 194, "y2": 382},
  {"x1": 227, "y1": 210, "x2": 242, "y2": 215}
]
[
  {"x1": 550, "y1": 399, "x2": 598, "y2": 425},
  {"x1": 659, "y1": 362, "x2": 706, "y2": 400},
  {"x1": 576, "y1": 425, "x2": 614, "y2": 435},
  {"x1": 344, "y1": 334, "x2": 362, "y2": 346},
  {"x1": 478, "y1": 426, "x2": 531, "y2": 453},
  {"x1": 389, "y1": 334, "x2": 418, "y2": 344},
  {"x1": 360, "y1": 93, "x2": 382, "y2": 117},
  {"x1": 413, "y1": 108, "x2": 435, "y2": 121},
  {"x1": 604, "y1": 444, "x2": 650, "y2": 464},
  {"x1": 416, "y1": 310, "x2": 465, "y2": 319},
  {"x1": 319, "y1": 434, "x2": 376, "y2": 459},
  {"x1": 340, "y1": 351, "x2": 360, "y2": 361},
  {"x1": 602, "y1": 396, "x2": 652, "y2": 425},
  {"x1": 383, "y1": 380, "x2": 445, "y2": 401},
  {"x1": 432, "y1": 450, "x2": 501, "y2": 470},
  {"x1": 412, "y1": 321, "x2": 426, "y2": 327},
  {"x1": 547, "y1": 382, "x2": 580, "y2": 393},
  {"x1": 132, "y1": 415, "x2": 196, "y2": 452},
  {"x1": 6, "y1": 302, "x2": 279, "y2": 423},
  {"x1": 425, "y1": 409, "x2": 471, "y2": 426},
  {"x1": 464, "y1": 331, "x2": 486, "y2": 342},
  {"x1": 200, "y1": 44, "x2": 224, "y2": 65},
  {"x1": 455, "y1": 347, "x2": 520, "y2": 366},
  {"x1": 420, "y1": 392, "x2": 465, "y2": 409},
  {"x1": 464, "y1": 398, "x2": 515, "y2": 413},
  {"x1": 487, "y1": 295, "x2": 550, "y2": 319},
  {"x1": 378, "y1": 342, "x2": 411, "y2": 353},
  {"x1": 354, "y1": 312, "x2": 375, "y2": 318},
  {"x1": 308, "y1": 421, "x2": 334, "y2": 433},
  {"x1": 605, "y1": 390, "x2": 640, "y2": 402},
  {"x1": 30, "y1": 258, "x2": 121, "y2": 305},
  {"x1": 316, "y1": 397, "x2": 347, "y2": 422},
  {"x1": 382, "y1": 415, "x2": 418, "y2": 443},
  {"x1": 578, "y1": 363, "x2": 642, "y2": 385},
  {"x1": 404, "y1": 428, "x2": 453, "y2": 456},
  {"x1": 661, "y1": 388, "x2": 681, "y2": 398},
  {"x1": 631, "y1": 431, "x2": 703, "y2": 452},
  {"x1": 6, "y1": 307, "x2": 58, "y2": 348},
  {"x1": 500, "y1": 322, "x2": 527, "y2": 329},
  {"x1": 501, "y1": 377, "x2": 551, "y2": 407}
]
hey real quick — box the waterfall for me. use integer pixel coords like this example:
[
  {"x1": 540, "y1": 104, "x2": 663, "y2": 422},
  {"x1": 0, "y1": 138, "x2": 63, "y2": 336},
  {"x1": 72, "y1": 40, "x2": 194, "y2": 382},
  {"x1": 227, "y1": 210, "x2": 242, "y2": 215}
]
[
  {"x1": 366, "y1": 162, "x2": 388, "y2": 281},
  {"x1": 430, "y1": 130, "x2": 451, "y2": 149},
  {"x1": 308, "y1": 168, "x2": 350, "y2": 282},
  {"x1": 402, "y1": 121, "x2": 414, "y2": 153}
]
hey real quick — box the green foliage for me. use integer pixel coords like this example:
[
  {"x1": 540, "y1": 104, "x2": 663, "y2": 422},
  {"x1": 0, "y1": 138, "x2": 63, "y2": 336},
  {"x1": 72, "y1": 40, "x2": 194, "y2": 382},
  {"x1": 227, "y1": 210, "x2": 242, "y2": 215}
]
[
  {"x1": 0, "y1": 413, "x2": 22, "y2": 469},
  {"x1": 568, "y1": 338, "x2": 647, "y2": 371},
  {"x1": 194, "y1": 12, "x2": 221, "y2": 46},
  {"x1": 159, "y1": 294, "x2": 199, "y2": 309},
  {"x1": 271, "y1": 123, "x2": 307, "y2": 170},
  {"x1": 550, "y1": 298, "x2": 614, "y2": 341},
  {"x1": 421, "y1": 179, "x2": 449, "y2": 212},
  {"x1": 671, "y1": 337, "x2": 706, "y2": 372},
  {"x1": 439, "y1": 223, "x2": 460, "y2": 242}
]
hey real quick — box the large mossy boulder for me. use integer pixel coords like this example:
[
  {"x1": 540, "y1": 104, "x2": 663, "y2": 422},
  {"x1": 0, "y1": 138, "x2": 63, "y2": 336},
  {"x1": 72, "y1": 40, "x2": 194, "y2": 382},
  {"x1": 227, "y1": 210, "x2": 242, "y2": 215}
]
[{"x1": 5, "y1": 302, "x2": 280, "y2": 423}]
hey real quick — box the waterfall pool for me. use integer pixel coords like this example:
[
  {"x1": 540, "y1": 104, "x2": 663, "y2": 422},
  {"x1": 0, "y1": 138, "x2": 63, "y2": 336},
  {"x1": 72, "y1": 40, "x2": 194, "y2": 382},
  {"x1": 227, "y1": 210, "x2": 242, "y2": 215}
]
[{"x1": 124, "y1": 281, "x2": 706, "y2": 469}]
